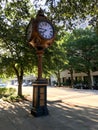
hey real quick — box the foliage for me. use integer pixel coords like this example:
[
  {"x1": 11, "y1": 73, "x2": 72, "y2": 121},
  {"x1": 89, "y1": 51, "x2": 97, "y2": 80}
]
[
  {"x1": 43, "y1": 32, "x2": 68, "y2": 86},
  {"x1": 45, "y1": 0, "x2": 98, "y2": 29},
  {"x1": 0, "y1": 87, "x2": 16, "y2": 98},
  {"x1": 3, "y1": 95, "x2": 26, "y2": 102},
  {"x1": 0, "y1": 88, "x2": 7, "y2": 97},
  {"x1": 0, "y1": 0, "x2": 37, "y2": 96},
  {"x1": 0, "y1": 0, "x2": 36, "y2": 75},
  {"x1": 0, "y1": 87, "x2": 27, "y2": 102},
  {"x1": 1, "y1": 0, "x2": 98, "y2": 90},
  {"x1": 65, "y1": 28, "x2": 98, "y2": 87}
]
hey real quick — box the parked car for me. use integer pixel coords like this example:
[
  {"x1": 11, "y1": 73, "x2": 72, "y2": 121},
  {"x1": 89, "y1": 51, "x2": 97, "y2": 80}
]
[
  {"x1": 73, "y1": 83, "x2": 82, "y2": 89},
  {"x1": 74, "y1": 83, "x2": 90, "y2": 89},
  {"x1": 93, "y1": 84, "x2": 98, "y2": 90},
  {"x1": 0, "y1": 83, "x2": 7, "y2": 87},
  {"x1": 28, "y1": 82, "x2": 32, "y2": 86},
  {"x1": 22, "y1": 82, "x2": 28, "y2": 86}
]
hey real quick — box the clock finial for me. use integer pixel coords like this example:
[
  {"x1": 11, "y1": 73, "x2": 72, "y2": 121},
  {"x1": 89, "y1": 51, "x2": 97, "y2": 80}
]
[{"x1": 37, "y1": 8, "x2": 45, "y2": 17}]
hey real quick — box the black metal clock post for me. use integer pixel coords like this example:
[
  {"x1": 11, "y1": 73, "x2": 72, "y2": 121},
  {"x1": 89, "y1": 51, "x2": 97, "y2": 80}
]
[{"x1": 26, "y1": 9, "x2": 55, "y2": 117}]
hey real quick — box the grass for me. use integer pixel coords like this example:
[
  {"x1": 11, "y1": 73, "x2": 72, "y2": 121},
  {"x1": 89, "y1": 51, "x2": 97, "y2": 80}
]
[
  {"x1": 0, "y1": 87, "x2": 26, "y2": 102},
  {"x1": 0, "y1": 87, "x2": 16, "y2": 97}
]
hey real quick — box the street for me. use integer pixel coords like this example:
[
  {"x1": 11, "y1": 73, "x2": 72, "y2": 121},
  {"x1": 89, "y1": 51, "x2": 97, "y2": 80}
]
[{"x1": 21, "y1": 86, "x2": 98, "y2": 107}]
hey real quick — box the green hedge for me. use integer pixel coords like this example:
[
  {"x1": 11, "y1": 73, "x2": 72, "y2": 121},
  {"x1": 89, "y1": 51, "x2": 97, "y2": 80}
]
[{"x1": 0, "y1": 87, "x2": 16, "y2": 98}]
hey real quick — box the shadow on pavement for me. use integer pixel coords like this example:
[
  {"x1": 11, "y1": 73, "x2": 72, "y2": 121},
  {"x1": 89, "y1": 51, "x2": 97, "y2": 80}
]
[{"x1": 0, "y1": 100, "x2": 98, "y2": 130}]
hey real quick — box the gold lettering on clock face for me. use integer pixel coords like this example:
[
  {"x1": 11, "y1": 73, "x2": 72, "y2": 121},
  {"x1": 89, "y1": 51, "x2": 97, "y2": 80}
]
[{"x1": 38, "y1": 21, "x2": 54, "y2": 39}]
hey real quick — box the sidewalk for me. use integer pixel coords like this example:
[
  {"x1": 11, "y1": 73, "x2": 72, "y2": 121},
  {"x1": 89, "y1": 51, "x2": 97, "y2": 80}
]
[
  {"x1": 0, "y1": 97, "x2": 98, "y2": 130},
  {"x1": 48, "y1": 87, "x2": 98, "y2": 107}
]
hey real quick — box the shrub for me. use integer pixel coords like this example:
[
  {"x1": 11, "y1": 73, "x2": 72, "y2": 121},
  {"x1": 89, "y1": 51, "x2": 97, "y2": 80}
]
[
  {"x1": 0, "y1": 88, "x2": 7, "y2": 98},
  {"x1": 0, "y1": 87, "x2": 16, "y2": 98}
]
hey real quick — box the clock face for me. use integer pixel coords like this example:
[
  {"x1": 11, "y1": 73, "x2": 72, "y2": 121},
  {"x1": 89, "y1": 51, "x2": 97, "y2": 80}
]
[{"x1": 38, "y1": 21, "x2": 54, "y2": 40}]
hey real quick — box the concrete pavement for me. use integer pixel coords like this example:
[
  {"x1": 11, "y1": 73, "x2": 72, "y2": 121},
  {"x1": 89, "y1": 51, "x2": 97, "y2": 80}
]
[
  {"x1": 0, "y1": 87, "x2": 98, "y2": 130},
  {"x1": 47, "y1": 87, "x2": 98, "y2": 107}
]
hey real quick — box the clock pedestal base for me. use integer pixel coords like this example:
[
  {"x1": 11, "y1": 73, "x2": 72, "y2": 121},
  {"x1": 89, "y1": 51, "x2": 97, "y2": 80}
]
[{"x1": 31, "y1": 79, "x2": 49, "y2": 117}]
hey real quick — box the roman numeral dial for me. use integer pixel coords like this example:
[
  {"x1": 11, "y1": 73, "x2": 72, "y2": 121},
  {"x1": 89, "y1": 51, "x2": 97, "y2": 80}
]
[{"x1": 38, "y1": 21, "x2": 54, "y2": 40}]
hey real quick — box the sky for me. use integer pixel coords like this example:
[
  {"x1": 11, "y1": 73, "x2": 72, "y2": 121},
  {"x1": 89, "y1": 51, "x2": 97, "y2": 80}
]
[{"x1": 30, "y1": 0, "x2": 47, "y2": 10}]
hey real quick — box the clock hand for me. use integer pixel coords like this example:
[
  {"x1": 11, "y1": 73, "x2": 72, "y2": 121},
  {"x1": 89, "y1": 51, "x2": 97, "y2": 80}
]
[
  {"x1": 39, "y1": 29, "x2": 47, "y2": 34},
  {"x1": 39, "y1": 28, "x2": 46, "y2": 31}
]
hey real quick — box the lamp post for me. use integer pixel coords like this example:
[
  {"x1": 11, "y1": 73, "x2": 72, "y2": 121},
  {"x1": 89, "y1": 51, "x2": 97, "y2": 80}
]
[{"x1": 26, "y1": 9, "x2": 55, "y2": 117}]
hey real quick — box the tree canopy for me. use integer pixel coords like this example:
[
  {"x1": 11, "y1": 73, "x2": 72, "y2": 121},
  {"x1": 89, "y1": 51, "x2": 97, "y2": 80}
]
[
  {"x1": 0, "y1": 0, "x2": 67, "y2": 93},
  {"x1": 0, "y1": 0, "x2": 37, "y2": 95},
  {"x1": 45, "y1": 0, "x2": 98, "y2": 25},
  {"x1": 65, "y1": 28, "x2": 98, "y2": 87},
  {"x1": 0, "y1": 0, "x2": 98, "y2": 91}
]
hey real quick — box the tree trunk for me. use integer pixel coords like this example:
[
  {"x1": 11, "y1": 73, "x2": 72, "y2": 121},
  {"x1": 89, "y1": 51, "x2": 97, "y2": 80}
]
[
  {"x1": 70, "y1": 68, "x2": 74, "y2": 88},
  {"x1": 57, "y1": 70, "x2": 61, "y2": 87},
  {"x1": 13, "y1": 65, "x2": 23, "y2": 96},
  {"x1": 17, "y1": 75, "x2": 23, "y2": 96},
  {"x1": 87, "y1": 70, "x2": 92, "y2": 89}
]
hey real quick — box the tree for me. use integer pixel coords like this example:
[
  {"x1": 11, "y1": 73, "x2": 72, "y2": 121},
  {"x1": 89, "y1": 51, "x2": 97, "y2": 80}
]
[
  {"x1": 0, "y1": 0, "x2": 37, "y2": 96},
  {"x1": 43, "y1": 31, "x2": 68, "y2": 86},
  {"x1": 45, "y1": 0, "x2": 98, "y2": 29},
  {"x1": 65, "y1": 28, "x2": 98, "y2": 88}
]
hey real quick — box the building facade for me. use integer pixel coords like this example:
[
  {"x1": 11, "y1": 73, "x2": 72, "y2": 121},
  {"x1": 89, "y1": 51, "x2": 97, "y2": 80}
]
[{"x1": 60, "y1": 70, "x2": 98, "y2": 86}]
